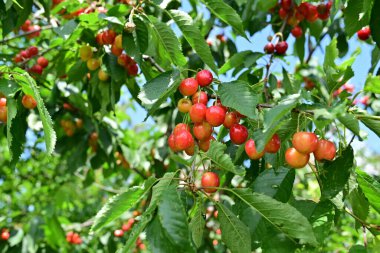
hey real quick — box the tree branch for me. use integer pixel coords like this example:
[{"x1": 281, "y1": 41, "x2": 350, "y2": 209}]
[
  {"x1": 142, "y1": 55, "x2": 165, "y2": 73},
  {"x1": 0, "y1": 25, "x2": 53, "y2": 44}
]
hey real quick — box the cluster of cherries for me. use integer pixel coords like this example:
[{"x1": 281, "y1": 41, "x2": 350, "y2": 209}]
[
  {"x1": 19, "y1": 19, "x2": 41, "y2": 39},
  {"x1": 113, "y1": 217, "x2": 136, "y2": 237},
  {"x1": 60, "y1": 118, "x2": 83, "y2": 137},
  {"x1": 13, "y1": 46, "x2": 49, "y2": 75},
  {"x1": 285, "y1": 132, "x2": 336, "y2": 168},
  {"x1": 0, "y1": 95, "x2": 37, "y2": 124},
  {"x1": 1, "y1": 229, "x2": 10, "y2": 241},
  {"x1": 52, "y1": 0, "x2": 107, "y2": 19},
  {"x1": 66, "y1": 231, "x2": 82, "y2": 245}
]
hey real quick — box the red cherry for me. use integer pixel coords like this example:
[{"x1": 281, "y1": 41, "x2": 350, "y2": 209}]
[
  {"x1": 215, "y1": 99, "x2": 228, "y2": 113},
  {"x1": 96, "y1": 33, "x2": 104, "y2": 45},
  {"x1": 13, "y1": 54, "x2": 23, "y2": 63},
  {"x1": 357, "y1": 27, "x2": 371, "y2": 41},
  {"x1": 285, "y1": 147, "x2": 310, "y2": 168},
  {"x1": 278, "y1": 8, "x2": 288, "y2": 19},
  {"x1": 21, "y1": 20, "x2": 31, "y2": 32},
  {"x1": 343, "y1": 83, "x2": 354, "y2": 93},
  {"x1": 201, "y1": 172, "x2": 220, "y2": 193},
  {"x1": 27, "y1": 25, "x2": 41, "y2": 39},
  {"x1": 173, "y1": 123, "x2": 191, "y2": 134},
  {"x1": 177, "y1": 98, "x2": 192, "y2": 113},
  {"x1": 264, "y1": 43, "x2": 275, "y2": 54},
  {"x1": 27, "y1": 46, "x2": 39, "y2": 56},
  {"x1": 281, "y1": 0, "x2": 292, "y2": 10},
  {"x1": 114, "y1": 229, "x2": 124, "y2": 237},
  {"x1": 127, "y1": 64, "x2": 138, "y2": 76},
  {"x1": 360, "y1": 96, "x2": 370, "y2": 106},
  {"x1": 245, "y1": 139, "x2": 265, "y2": 160},
  {"x1": 174, "y1": 130, "x2": 194, "y2": 151},
  {"x1": 189, "y1": 103, "x2": 207, "y2": 123},
  {"x1": 185, "y1": 142, "x2": 195, "y2": 156},
  {"x1": 326, "y1": 1, "x2": 332, "y2": 9},
  {"x1": 265, "y1": 134, "x2": 281, "y2": 153},
  {"x1": 0, "y1": 231, "x2": 10, "y2": 241},
  {"x1": 223, "y1": 112, "x2": 239, "y2": 129},
  {"x1": 206, "y1": 106, "x2": 226, "y2": 127},
  {"x1": 22, "y1": 95, "x2": 37, "y2": 109},
  {"x1": 306, "y1": 4, "x2": 318, "y2": 22},
  {"x1": 292, "y1": 132, "x2": 318, "y2": 154},
  {"x1": 0, "y1": 107, "x2": 7, "y2": 123},
  {"x1": 111, "y1": 44, "x2": 123, "y2": 56},
  {"x1": 275, "y1": 41, "x2": 288, "y2": 55},
  {"x1": 318, "y1": 10, "x2": 330, "y2": 20},
  {"x1": 199, "y1": 136, "x2": 215, "y2": 152},
  {"x1": 229, "y1": 124, "x2": 248, "y2": 145},
  {"x1": 0, "y1": 98, "x2": 6, "y2": 107},
  {"x1": 37, "y1": 57, "x2": 49, "y2": 68},
  {"x1": 317, "y1": 3, "x2": 330, "y2": 20},
  {"x1": 102, "y1": 30, "x2": 116, "y2": 44},
  {"x1": 304, "y1": 77, "x2": 315, "y2": 90},
  {"x1": 291, "y1": 26, "x2": 303, "y2": 38},
  {"x1": 313, "y1": 140, "x2": 336, "y2": 161},
  {"x1": 29, "y1": 64, "x2": 43, "y2": 75},
  {"x1": 192, "y1": 91, "x2": 208, "y2": 105},
  {"x1": 298, "y1": 3, "x2": 309, "y2": 17},
  {"x1": 193, "y1": 121, "x2": 213, "y2": 141},
  {"x1": 196, "y1": 70, "x2": 213, "y2": 87},
  {"x1": 20, "y1": 50, "x2": 31, "y2": 59},
  {"x1": 168, "y1": 134, "x2": 179, "y2": 152},
  {"x1": 179, "y1": 78, "x2": 198, "y2": 96},
  {"x1": 122, "y1": 223, "x2": 132, "y2": 231}
]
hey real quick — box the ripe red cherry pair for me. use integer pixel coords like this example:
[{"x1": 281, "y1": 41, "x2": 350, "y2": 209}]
[
  {"x1": 66, "y1": 231, "x2": 82, "y2": 244},
  {"x1": 264, "y1": 41, "x2": 288, "y2": 55},
  {"x1": 168, "y1": 124, "x2": 194, "y2": 153},
  {"x1": 244, "y1": 134, "x2": 281, "y2": 159},
  {"x1": 178, "y1": 69, "x2": 213, "y2": 96}
]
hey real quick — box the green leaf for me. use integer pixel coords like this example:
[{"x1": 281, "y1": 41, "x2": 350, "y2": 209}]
[
  {"x1": 107, "y1": 4, "x2": 130, "y2": 17},
  {"x1": 369, "y1": 47, "x2": 380, "y2": 73},
  {"x1": 257, "y1": 0, "x2": 278, "y2": 11},
  {"x1": 0, "y1": 79, "x2": 20, "y2": 96},
  {"x1": 295, "y1": 34, "x2": 305, "y2": 62},
  {"x1": 16, "y1": 73, "x2": 56, "y2": 155},
  {"x1": 320, "y1": 146, "x2": 354, "y2": 200},
  {"x1": 91, "y1": 177, "x2": 156, "y2": 232},
  {"x1": 263, "y1": 95, "x2": 300, "y2": 130},
  {"x1": 359, "y1": 117, "x2": 380, "y2": 138},
  {"x1": 44, "y1": 215, "x2": 68, "y2": 249},
  {"x1": 349, "y1": 245, "x2": 368, "y2": 253},
  {"x1": 230, "y1": 189, "x2": 318, "y2": 246},
  {"x1": 189, "y1": 200, "x2": 205, "y2": 248},
  {"x1": 356, "y1": 169, "x2": 380, "y2": 214},
  {"x1": 219, "y1": 81, "x2": 261, "y2": 118},
  {"x1": 219, "y1": 51, "x2": 263, "y2": 74},
  {"x1": 158, "y1": 186, "x2": 195, "y2": 252},
  {"x1": 345, "y1": 0, "x2": 372, "y2": 37},
  {"x1": 200, "y1": 0, "x2": 247, "y2": 39},
  {"x1": 53, "y1": 20, "x2": 78, "y2": 39},
  {"x1": 204, "y1": 141, "x2": 245, "y2": 176},
  {"x1": 216, "y1": 202, "x2": 251, "y2": 253},
  {"x1": 146, "y1": 214, "x2": 178, "y2": 253},
  {"x1": 323, "y1": 38, "x2": 339, "y2": 75},
  {"x1": 169, "y1": 10, "x2": 217, "y2": 74},
  {"x1": 103, "y1": 53, "x2": 126, "y2": 82},
  {"x1": 138, "y1": 69, "x2": 180, "y2": 118},
  {"x1": 364, "y1": 74, "x2": 380, "y2": 94},
  {"x1": 147, "y1": 16, "x2": 187, "y2": 67},
  {"x1": 134, "y1": 15, "x2": 149, "y2": 54},
  {"x1": 337, "y1": 113, "x2": 366, "y2": 138},
  {"x1": 348, "y1": 188, "x2": 369, "y2": 227},
  {"x1": 251, "y1": 167, "x2": 295, "y2": 202}
]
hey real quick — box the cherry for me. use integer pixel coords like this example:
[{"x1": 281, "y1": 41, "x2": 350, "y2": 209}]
[
  {"x1": 117, "y1": 54, "x2": 130, "y2": 66},
  {"x1": 0, "y1": 98, "x2": 6, "y2": 107},
  {"x1": 278, "y1": 8, "x2": 288, "y2": 20},
  {"x1": 22, "y1": 95, "x2": 37, "y2": 109},
  {"x1": 196, "y1": 70, "x2": 213, "y2": 87},
  {"x1": 281, "y1": 0, "x2": 292, "y2": 10},
  {"x1": 245, "y1": 139, "x2": 265, "y2": 160},
  {"x1": 229, "y1": 124, "x2": 248, "y2": 145},
  {"x1": 306, "y1": 4, "x2": 318, "y2": 22},
  {"x1": 313, "y1": 139, "x2": 336, "y2": 161},
  {"x1": 168, "y1": 134, "x2": 179, "y2": 152},
  {"x1": 317, "y1": 3, "x2": 330, "y2": 20},
  {"x1": 287, "y1": 15, "x2": 300, "y2": 27},
  {"x1": 201, "y1": 172, "x2": 220, "y2": 193},
  {"x1": 0, "y1": 107, "x2": 7, "y2": 123},
  {"x1": 20, "y1": 50, "x2": 31, "y2": 59},
  {"x1": 79, "y1": 45, "x2": 93, "y2": 61},
  {"x1": 223, "y1": 112, "x2": 239, "y2": 128},
  {"x1": 37, "y1": 57, "x2": 49, "y2": 68},
  {"x1": 87, "y1": 58, "x2": 101, "y2": 71},
  {"x1": 0, "y1": 231, "x2": 9, "y2": 241},
  {"x1": 29, "y1": 64, "x2": 43, "y2": 75},
  {"x1": 111, "y1": 44, "x2": 123, "y2": 56},
  {"x1": 96, "y1": 33, "x2": 104, "y2": 45},
  {"x1": 291, "y1": 26, "x2": 303, "y2": 38},
  {"x1": 360, "y1": 96, "x2": 370, "y2": 106},
  {"x1": 275, "y1": 41, "x2": 288, "y2": 55},
  {"x1": 27, "y1": 46, "x2": 38, "y2": 56},
  {"x1": 127, "y1": 64, "x2": 138, "y2": 76},
  {"x1": 26, "y1": 25, "x2": 41, "y2": 39},
  {"x1": 190, "y1": 103, "x2": 207, "y2": 123},
  {"x1": 21, "y1": 20, "x2": 31, "y2": 31},
  {"x1": 192, "y1": 91, "x2": 208, "y2": 105},
  {"x1": 285, "y1": 147, "x2": 310, "y2": 168},
  {"x1": 115, "y1": 34, "x2": 123, "y2": 49},
  {"x1": 114, "y1": 229, "x2": 124, "y2": 237},
  {"x1": 292, "y1": 132, "x2": 318, "y2": 154},
  {"x1": 98, "y1": 69, "x2": 109, "y2": 81},
  {"x1": 206, "y1": 106, "x2": 226, "y2": 127},
  {"x1": 174, "y1": 130, "x2": 194, "y2": 151},
  {"x1": 173, "y1": 123, "x2": 191, "y2": 134},
  {"x1": 75, "y1": 118, "x2": 83, "y2": 129},
  {"x1": 179, "y1": 78, "x2": 198, "y2": 96},
  {"x1": 185, "y1": 142, "x2": 195, "y2": 156},
  {"x1": 216, "y1": 34, "x2": 226, "y2": 43},
  {"x1": 357, "y1": 27, "x2": 371, "y2": 41},
  {"x1": 66, "y1": 231, "x2": 82, "y2": 244},
  {"x1": 177, "y1": 98, "x2": 192, "y2": 113},
  {"x1": 265, "y1": 134, "x2": 281, "y2": 153},
  {"x1": 215, "y1": 99, "x2": 228, "y2": 113},
  {"x1": 193, "y1": 121, "x2": 213, "y2": 141},
  {"x1": 102, "y1": 30, "x2": 116, "y2": 44},
  {"x1": 304, "y1": 77, "x2": 315, "y2": 90},
  {"x1": 13, "y1": 55, "x2": 23, "y2": 63},
  {"x1": 199, "y1": 136, "x2": 215, "y2": 152},
  {"x1": 264, "y1": 42, "x2": 275, "y2": 54}
]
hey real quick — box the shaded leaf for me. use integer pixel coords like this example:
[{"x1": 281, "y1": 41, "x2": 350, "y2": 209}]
[
  {"x1": 356, "y1": 169, "x2": 380, "y2": 214},
  {"x1": 189, "y1": 200, "x2": 205, "y2": 248}
]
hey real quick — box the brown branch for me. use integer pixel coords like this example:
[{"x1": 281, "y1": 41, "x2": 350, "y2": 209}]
[
  {"x1": 0, "y1": 25, "x2": 53, "y2": 44},
  {"x1": 305, "y1": 32, "x2": 328, "y2": 64},
  {"x1": 142, "y1": 55, "x2": 165, "y2": 73}
]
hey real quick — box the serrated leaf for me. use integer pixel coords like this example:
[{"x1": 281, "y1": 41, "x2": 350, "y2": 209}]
[
  {"x1": 158, "y1": 186, "x2": 195, "y2": 252},
  {"x1": 356, "y1": 169, "x2": 380, "y2": 214},
  {"x1": 134, "y1": 15, "x2": 149, "y2": 54},
  {"x1": 230, "y1": 189, "x2": 318, "y2": 246},
  {"x1": 263, "y1": 95, "x2": 300, "y2": 130},
  {"x1": 147, "y1": 16, "x2": 187, "y2": 67},
  {"x1": 216, "y1": 202, "x2": 251, "y2": 253},
  {"x1": 344, "y1": 0, "x2": 372, "y2": 37},
  {"x1": 146, "y1": 214, "x2": 178, "y2": 253},
  {"x1": 323, "y1": 38, "x2": 339, "y2": 75},
  {"x1": 91, "y1": 177, "x2": 156, "y2": 232},
  {"x1": 364, "y1": 74, "x2": 380, "y2": 94},
  {"x1": 53, "y1": 19, "x2": 78, "y2": 39},
  {"x1": 359, "y1": 117, "x2": 380, "y2": 138},
  {"x1": 200, "y1": 0, "x2": 247, "y2": 39},
  {"x1": 251, "y1": 167, "x2": 295, "y2": 202},
  {"x1": 348, "y1": 188, "x2": 370, "y2": 228},
  {"x1": 338, "y1": 113, "x2": 365, "y2": 138},
  {"x1": 204, "y1": 141, "x2": 245, "y2": 175},
  {"x1": 169, "y1": 10, "x2": 217, "y2": 74},
  {"x1": 319, "y1": 146, "x2": 354, "y2": 200},
  {"x1": 138, "y1": 69, "x2": 180, "y2": 118},
  {"x1": 219, "y1": 51, "x2": 262, "y2": 74},
  {"x1": 189, "y1": 200, "x2": 205, "y2": 248},
  {"x1": 107, "y1": 4, "x2": 130, "y2": 17},
  {"x1": 219, "y1": 81, "x2": 261, "y2": 118},
  {"x1": 0, "y1": 79, "x2": 20, "y2": 96}
]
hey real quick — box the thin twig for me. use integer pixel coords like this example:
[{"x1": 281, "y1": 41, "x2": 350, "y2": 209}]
[
  {"x1": 305, "y1": 32, "x2": 328, "y2": 64},
  {"x1": 142, "y1": 55, "x2": 165, "y2": 73}
]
